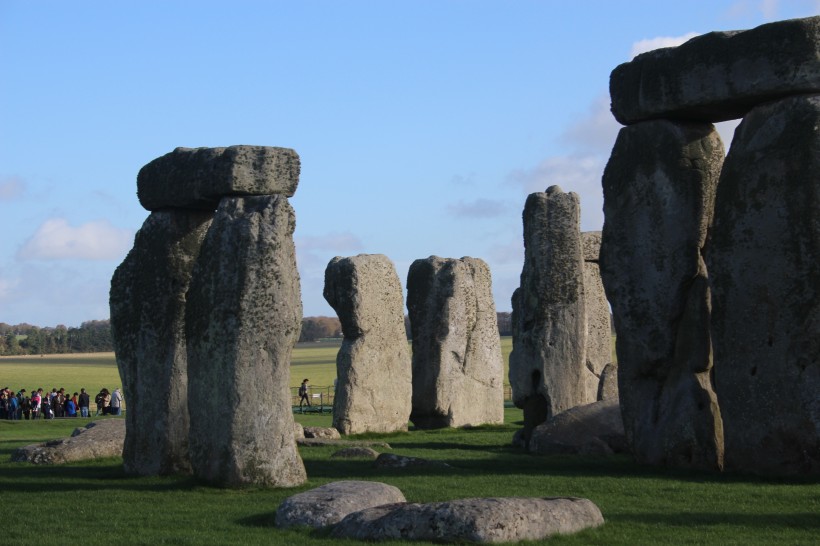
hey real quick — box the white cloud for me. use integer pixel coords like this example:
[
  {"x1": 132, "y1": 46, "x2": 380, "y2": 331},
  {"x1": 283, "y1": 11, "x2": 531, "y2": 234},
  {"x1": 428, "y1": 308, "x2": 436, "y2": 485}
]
[
  {"x1": 561, "y1": 94, "x2": 622, "y2": 155},
  {"x1": 630, "y1": 32, "x2": 700, "y2": 58},
  {"x1": 16, "y1": 218, "x2": 134, "y2": 261},
  {"x1": 0, "y1": 276, "x2": 20, "y2": 301},
  {"x1": 446, "y1": 198, "x2": 509, "y2": 219},
  {"x1": 0, "y1": 176, "x2": 25, "y2": 201}
]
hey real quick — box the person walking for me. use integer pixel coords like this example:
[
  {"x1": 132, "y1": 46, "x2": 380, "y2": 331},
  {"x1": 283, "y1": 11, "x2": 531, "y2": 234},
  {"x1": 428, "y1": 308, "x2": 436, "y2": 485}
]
[{"x1": 298, "y1": 378, "x2": 311, "y2": 408}]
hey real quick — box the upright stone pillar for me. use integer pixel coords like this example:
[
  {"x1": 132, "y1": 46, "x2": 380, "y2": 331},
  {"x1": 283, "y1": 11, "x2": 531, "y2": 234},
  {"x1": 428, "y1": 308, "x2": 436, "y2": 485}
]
[
  {"x1": 707, "y1": 94, "x2": 820, "y2": 475},
  {"x1": 509, "y1": 186, "x2": 588, "y2": 438},
  {"x1": 324, "y1": 254, "x2": 412, "y2": 435},
  {"x1": 406, "y1": 256, "x2": 504, "y2": 429},
  {"x1": 111, "y1": 210, "x2": 212, "y2": 476},
  {"x1": 186, "y1": 195, "x2": 306, "y2": 487},
  {"x1": 581, "y1": 232, "x2": 614, "y2": 402},
  {"x1": 600, "y1": 120, "x2": 724, "y2": 470}
]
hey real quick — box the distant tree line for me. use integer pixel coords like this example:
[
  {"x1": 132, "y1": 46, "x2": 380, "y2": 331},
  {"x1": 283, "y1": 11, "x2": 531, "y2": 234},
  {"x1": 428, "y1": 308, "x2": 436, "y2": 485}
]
[
  {"x1": 0, "y1": 312, "x2": 515, "y2": 354},
  {"x1": 0, "y1": 320, "x2": 114, "y2": 355}
]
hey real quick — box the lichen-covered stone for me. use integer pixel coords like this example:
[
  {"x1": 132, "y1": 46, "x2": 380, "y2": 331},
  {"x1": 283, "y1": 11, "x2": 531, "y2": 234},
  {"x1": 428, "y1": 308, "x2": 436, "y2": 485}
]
[
  {"x1": 529, "y1": 399, "x2": 626, "y2": 456},
  {"x1": 706, "y1": 94, "x2": 820, "y2": 476},
  {"x1": 110, "y1": 210, "x2": 212, "y2": 476},
  {"x1": 186, "y1": 195, "x2": 305, "y2": 487},
  {"x1": 331, "y1": 497, "x2": 605, "y2": 543},
  {"x1": 610, "y1": 16, "x2": 820, "y2": 124},
  {"x1": 509, "y1": 186, "x2": 589, "y2": 438},
  {"x1": 11, "y1": 419, "x2": 125, "y2": 464},
  {"x1": 137, "y1": 145, "x2": 300, "y2": 211},
  {"x1": 581, "y1": 232, "x2": 612, "y2": 402},
  {"x1": 324, "y1": 254, "x2": 412, "y2": 435},
  {"x1": 275, "y1": 481, "x2": 406, "y2": 529},
  {"x1": 406, "y1": 256, "x2": 504, "y2": 429},
  {"x1": 600, "y1": 120, "x2": 724, "y2": 470}
]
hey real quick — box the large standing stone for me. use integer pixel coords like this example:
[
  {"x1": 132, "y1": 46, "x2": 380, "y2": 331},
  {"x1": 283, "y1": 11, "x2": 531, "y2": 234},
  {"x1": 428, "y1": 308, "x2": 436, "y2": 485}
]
[
  {"x1": 331, "y1": 497, "x2": 605, "y2": 543},
  {"x1": 610, "y1": 16, "x2": 820, "y2": 124},
  {"x1": 706, "y1": 94, "x2": 820, "y2": 475},
  {"x1": 137, "y1": 146, "x2": 300, "y2": 211},
  {"x1": 509, "y1": 186, "x2": 588, "y2": 437},
  {"x1": 581, "y1": 232, "x2": 612, "y2": 402},
  {"x1": 110, "y1": 210, "x2": 212, "y2": 476},
  {"x1": 600, "y1": 120, "x2": 724, "y2": 470},
  {"x1": 186, "y1": 195, "x2": 306, "y2": 487},
  {"x1": 406, "y1": 256, "x2": 504, "y2": 429},
  {"x1": 324, "y1": 254, "x2": 412, "y2": 435}
]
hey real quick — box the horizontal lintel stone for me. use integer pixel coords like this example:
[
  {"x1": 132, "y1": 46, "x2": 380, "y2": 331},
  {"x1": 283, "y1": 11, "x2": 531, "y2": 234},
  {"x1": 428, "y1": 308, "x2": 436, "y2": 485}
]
[
  {"x1": 137, "y1": 145, "x2": 300, "y2": 211},
  {"x1": 610, "y1": 16, "x2": 820, "y2": 125}
]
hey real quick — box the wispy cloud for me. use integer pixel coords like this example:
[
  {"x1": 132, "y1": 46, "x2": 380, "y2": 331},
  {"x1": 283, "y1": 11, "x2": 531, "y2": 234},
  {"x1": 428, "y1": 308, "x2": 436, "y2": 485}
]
[
  {"x1": 561, "y1": 94, "x2": 622, "y2": 155},
  {"x1": 296, "y1": 232, "x2": 363, "y2": 253},
  {"x1": 446, "y1": 198, "x2": 509, "y2": 219},
  {"x1": 630, "y1": 32, "x2": 700, "y2": 58},
  {"x1": 0, "y1": 176, "x2": 25, "y2": 201},
  {"x1": 16, "y1": 218, "x2": 134, "y2": 261},
  {"x1": 450, "y1": 173, "x2": 477, "y2": 186}
]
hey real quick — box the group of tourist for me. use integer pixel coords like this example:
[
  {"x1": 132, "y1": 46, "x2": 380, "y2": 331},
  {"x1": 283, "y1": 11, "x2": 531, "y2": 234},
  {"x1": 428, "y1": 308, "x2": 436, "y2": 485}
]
[{"x1": 0, "y1": 386, "x2": 124, "y2": 420}]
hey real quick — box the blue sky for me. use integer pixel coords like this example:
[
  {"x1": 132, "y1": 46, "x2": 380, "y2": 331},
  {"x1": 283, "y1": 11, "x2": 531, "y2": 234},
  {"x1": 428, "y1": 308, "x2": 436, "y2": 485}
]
[{"x1": 1, "y1": 0, "x2": 818, "y2": 327}]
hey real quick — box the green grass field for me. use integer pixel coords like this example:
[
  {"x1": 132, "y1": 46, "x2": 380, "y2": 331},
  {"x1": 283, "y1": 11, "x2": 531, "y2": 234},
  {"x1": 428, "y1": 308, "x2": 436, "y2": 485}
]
[{"x1": 1, "y1": 341, "x2": 817, "y2": 545}]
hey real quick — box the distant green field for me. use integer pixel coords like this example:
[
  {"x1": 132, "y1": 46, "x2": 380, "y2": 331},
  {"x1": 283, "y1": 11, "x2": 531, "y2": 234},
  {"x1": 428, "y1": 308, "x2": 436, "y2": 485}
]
[{"x1": 0, "y1": 337, "x2": 515, "y2": 402}]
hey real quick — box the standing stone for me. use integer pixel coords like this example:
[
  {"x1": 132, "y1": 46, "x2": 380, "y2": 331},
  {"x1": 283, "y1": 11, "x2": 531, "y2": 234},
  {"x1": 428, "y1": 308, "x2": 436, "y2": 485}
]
[
  {"x1": 707, "y1": 94, "x2": 820, "y2": 475},
  {"x1": 406, "y1": 256, "x2": 504, "y2": 429},
  {"x1": 610, "y1": 16, "x2": 820, "y2": 124},
  {"x1": 509, "y1": 186, "x2": 588, "y2": 438},
  {"x1": 110, "y1": 210, "x2": 212, "y2": 476},
  {"x1": 581, "y1": 232, "x2": 613, "y2": 402},
  {"x1": 137, "y1": 146, "x2": 300, "y2": 211},
  {"x1": 600, "y1": 120, "x2": 724, "y2": 470},
  {"x1": 324, "y1": 254, "x2": 412, "y2": 435},
  {"x1": 186, "y1": 195, "x2": 306, "y2": 487}
]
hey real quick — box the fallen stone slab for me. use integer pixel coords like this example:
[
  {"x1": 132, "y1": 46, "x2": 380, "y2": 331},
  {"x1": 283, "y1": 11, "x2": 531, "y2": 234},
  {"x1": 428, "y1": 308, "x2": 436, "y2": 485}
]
[
  {"x1": 11, "y1": 419, "x2": 125, "y2": 464},
  {"x1": 331, "y1": 447, "x2": 380, "y2": 459},
  {"x1": 529, "y1": 399, "x2": 626, "y2": 456},
  {"x1": 137, "y1": 145, "x2": 300, "y2": 211},
  {"x1": 296, "y1": 438, "x2": 392, "y2": 449},
  {"x1": 373, "y1": 453, "x2": 450, "y2": 469},
  {"x1": 331, "y1": 496, "x2": 605, "y2": 543},
  {"x1": 303, "y1": 426, "x2": 341, "y2": 440},
  {"x1": 275, "y1": 480, "x2": 406, "y2": 529},
  {"x1": 610, "y1": 16, "x2": 820, "y2": 124}
]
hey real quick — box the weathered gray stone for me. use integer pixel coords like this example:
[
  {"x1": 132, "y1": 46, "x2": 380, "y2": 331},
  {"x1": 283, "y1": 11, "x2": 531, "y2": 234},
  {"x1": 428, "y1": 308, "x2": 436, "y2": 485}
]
[
  {"x1": 331, "y1": 447, "x2": 380, "y2": 459},
  {"x1": 324, "y1": 254, "x2": 412, "y2": 435},
  {"x1": 509, "y1": 186, "x2": 589, "y2": 438},
  {"x1": 186, "y1": 195, "x2": 305, "y2": 487},
  {"x1": 331, "y1": 497, "x2": 605, "y2": 543},
  {"x1": 597, "y1": 363, "x2": 619, "y2": 402},
  {"x1": 600, "y1": 120, "x2": 724, "y2": 471},
  {"x1": 373, "y1": 453, "x2": 451, "y2": 469},
  {"x1": 406, "y1": 256, "x2": 504, "y2": 429},
  {"x1": 610, "y1": 16, "x2": 820, "y2": 124},
  {"x1": 293, "y1": 422, "x2": 305, "y2": 440},
  {"x1": 706, "y1": 94, "x2": 820, "y2": 476},
  {"x1": 303, "y1": 426, "x2": 341, "y2": 440},
  {"x1": 297, "y1": 438, "x2": 392, "y2": 449},
  {"x1": 275, "y1": 480, "x2": 406, "y2": 529},
  {"x1": 11, "y1": 419, "x2": 125, "y2": 464},
  {"x1": 581, "y1": 233, "x2": 612, "y2": 403},
  {"x1": 110, "y1": 210, "x2": 212, "y2": 476},
  {"x1": 529, "y1": 399, "x2": 626, "y2": 456},
  {"x1": 137, "y1": 145, "x2": 300, "y2": 211}
]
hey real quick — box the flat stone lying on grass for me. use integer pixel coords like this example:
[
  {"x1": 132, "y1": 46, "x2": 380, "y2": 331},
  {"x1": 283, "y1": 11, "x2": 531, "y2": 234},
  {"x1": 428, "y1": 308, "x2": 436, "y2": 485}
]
[
  {"x1": 11, "y1": 419, "x2": 125, "y2": 464},
  {"x1": 331, "y1": 447, "x2": 380, "y2": 459},
  {"x1": 529, "y1": 399, "x2": 626, "y2": 456},
  {"x1": 330, "y1": 496, "x2": 605, "y2": 543},
  {"x1": 275, "y1": 480, "x2": 406, "y2": 529},
  {"x1": 303, "y1": 426, "x2": 341, "y2": 440},
  {"x1": 373, "y1": 453, "x2": 450, "y2": 469}
]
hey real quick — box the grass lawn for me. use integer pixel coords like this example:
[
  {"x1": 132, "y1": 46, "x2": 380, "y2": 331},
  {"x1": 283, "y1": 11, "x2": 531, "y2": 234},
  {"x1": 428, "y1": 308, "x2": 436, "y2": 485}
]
[{"x1": 1, "y1": 343, "x2": 817, "y2": 544}]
